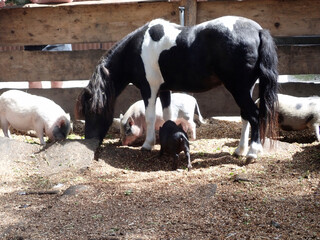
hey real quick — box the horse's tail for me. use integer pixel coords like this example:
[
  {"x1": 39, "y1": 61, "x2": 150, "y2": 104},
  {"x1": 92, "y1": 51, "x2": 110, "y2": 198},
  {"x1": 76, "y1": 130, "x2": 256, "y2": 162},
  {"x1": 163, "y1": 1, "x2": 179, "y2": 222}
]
[{"x1": 258, "y1": 29, "x2": 279, "y2": 142}]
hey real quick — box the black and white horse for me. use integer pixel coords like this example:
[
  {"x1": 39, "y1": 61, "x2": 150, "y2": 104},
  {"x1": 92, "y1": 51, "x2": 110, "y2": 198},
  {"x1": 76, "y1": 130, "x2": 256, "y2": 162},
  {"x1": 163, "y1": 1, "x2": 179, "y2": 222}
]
[{"x1": 76, "y1": 16, "x2": 278, "y2": 161}]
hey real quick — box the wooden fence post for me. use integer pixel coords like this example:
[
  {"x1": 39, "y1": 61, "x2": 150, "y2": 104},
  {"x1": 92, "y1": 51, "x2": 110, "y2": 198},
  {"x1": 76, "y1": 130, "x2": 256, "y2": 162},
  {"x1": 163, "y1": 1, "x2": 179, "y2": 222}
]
[{"x1": 180, "y1": 0, "x2": 197, "y2": 26}]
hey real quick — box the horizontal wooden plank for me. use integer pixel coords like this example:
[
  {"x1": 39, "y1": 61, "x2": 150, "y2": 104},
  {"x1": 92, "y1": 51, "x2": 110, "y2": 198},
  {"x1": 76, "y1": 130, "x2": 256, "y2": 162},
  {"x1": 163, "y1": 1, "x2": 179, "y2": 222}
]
[
  {"x1": 1, "y1": 45, "x2": 319, "y2": 82},
  {"x1": 275, "y1": 36, "x2": 320, "y2": 46},
  {"x1": 0, "y1": 1, "x2": 180, "y2": 46},
  {"x1": 22, "y1": 0, "x2": 168, "y2": 8},
  {"x1": 197, "y1": 0, "x2": 320, "y2": 37},
  {"x1": 277, "y1": 45, "x2": 320, "y2": 75},
  {"x1": 1, "y1": 0, "x2": 320, "y2": 46},
  {"x1": 0, "y1": 50, "x2": 106, "y2": 82}
]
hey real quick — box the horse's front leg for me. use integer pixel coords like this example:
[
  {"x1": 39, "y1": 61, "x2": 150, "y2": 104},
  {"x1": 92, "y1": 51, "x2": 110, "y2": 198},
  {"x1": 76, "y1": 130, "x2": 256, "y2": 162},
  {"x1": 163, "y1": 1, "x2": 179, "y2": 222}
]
[
  {"x1": 159, "y1": 90, "x2": 172, "y2": 121},
  {"x1": 141, "y1": 94, "x2": 158, "y2": 151}
]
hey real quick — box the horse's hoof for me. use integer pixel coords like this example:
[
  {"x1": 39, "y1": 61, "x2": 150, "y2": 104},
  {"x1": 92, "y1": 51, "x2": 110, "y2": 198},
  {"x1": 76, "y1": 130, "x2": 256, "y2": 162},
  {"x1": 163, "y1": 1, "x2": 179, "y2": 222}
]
[
  {"x1": 234, "y1": 146, "x2": 248, "y2": 157},
  {"x1": 141, "y1": 147, "x2": 151, "y2": 152},
  {"x1": 233, "y1": 152, "x2": 241, "y2": 158},
  {"x1": 244, "y1": 142, "x2": 262, "y2": 163},
  {"x1": 245, "y1": 155, "x2": 256, "y2": 165},
  {"x1": 141, "y1": 141, "x2": 153, "y2": 151}
]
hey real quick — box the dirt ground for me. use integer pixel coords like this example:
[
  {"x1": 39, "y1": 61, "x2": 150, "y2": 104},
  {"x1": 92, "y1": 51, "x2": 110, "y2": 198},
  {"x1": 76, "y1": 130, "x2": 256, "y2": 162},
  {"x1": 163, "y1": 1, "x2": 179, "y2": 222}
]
[{"x1": 0, "y1": 118, "x2": 319, "y2": 240}]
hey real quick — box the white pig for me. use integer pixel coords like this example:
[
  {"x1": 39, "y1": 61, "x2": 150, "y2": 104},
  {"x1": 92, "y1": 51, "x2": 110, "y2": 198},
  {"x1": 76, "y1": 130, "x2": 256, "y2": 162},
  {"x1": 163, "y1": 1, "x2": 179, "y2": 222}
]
[
  {"x1": 235, "y1": 93, "x2": 320, "y2": 157},
  {"x1": 120, "y1": 93, "x2": 205, "y2": 146},
  {"x1": 275, "y1": 94, "x2": 320, "y2": 141},
  {"x1": 0, "y1": 90, "x2": 71, "y2": 145}
]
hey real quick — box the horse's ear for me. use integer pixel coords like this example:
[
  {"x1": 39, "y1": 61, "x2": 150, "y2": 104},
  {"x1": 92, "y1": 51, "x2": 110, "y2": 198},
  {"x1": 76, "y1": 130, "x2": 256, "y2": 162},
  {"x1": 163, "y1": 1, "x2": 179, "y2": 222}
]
[
  {"x1": 120, "y1": 113, "x2": 124, "y2": 120},
  {"x1": 101, "y1": 65, "x2": 109, "y2": 77}
]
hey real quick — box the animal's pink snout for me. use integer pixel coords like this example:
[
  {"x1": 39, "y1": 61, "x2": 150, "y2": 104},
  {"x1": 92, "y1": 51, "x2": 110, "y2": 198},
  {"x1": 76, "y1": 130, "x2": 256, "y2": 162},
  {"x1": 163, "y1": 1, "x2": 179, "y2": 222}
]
[{"x1": 122, "y1": 135, "x2": 137, "y2": 146}]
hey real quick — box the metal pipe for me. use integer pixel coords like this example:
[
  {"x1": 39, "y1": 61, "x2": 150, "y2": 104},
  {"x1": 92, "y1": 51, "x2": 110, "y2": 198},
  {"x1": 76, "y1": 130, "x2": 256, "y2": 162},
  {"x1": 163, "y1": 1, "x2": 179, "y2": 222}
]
[{"x1": 179, "y1": 6, "x2": 185, "y2": 26}]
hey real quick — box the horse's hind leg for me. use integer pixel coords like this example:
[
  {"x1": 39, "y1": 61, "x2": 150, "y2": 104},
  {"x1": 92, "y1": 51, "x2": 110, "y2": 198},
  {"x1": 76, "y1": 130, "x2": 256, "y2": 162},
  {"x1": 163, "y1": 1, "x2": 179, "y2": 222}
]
[
  {"x1": 244, "y1": 113, "x2": 263, "y2": 161},
  {"x1": 234, "y1": 118, "x2": 250, "y2": 156},
  {"x1": 232, "y1": 92, "x2": 263, "y2": 161},
  {"x1": 234, "y1": 84, "x2": 255, "y2": 156}
]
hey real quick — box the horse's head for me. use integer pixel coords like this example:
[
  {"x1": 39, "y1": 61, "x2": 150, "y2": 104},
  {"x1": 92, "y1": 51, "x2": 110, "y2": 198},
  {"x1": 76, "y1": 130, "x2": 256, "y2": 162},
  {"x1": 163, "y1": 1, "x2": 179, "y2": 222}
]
[{"x1": 75, "y1": 64, "x2": 115, "y2": 143}]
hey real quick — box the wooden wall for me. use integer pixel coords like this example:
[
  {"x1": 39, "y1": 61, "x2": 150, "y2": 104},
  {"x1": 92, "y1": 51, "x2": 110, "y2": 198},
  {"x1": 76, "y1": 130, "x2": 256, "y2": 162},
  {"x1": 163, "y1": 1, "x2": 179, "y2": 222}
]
[
  {"x1": 0, "y1": 0, "x2": 320, "y2": 118},
  {"x1": 1, "y1": 0, "x2": 320, "y2": 83}
]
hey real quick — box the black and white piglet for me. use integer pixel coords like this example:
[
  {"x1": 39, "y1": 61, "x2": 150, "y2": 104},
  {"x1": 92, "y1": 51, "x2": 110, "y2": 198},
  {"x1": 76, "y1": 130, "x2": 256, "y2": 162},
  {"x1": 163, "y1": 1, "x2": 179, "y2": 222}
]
[
  {"x1": 159, "y1": 120, "x2": 191, "y2": 170},
  {"x1": 0, "y1": 90, "x2": 71, "y2": 145}
]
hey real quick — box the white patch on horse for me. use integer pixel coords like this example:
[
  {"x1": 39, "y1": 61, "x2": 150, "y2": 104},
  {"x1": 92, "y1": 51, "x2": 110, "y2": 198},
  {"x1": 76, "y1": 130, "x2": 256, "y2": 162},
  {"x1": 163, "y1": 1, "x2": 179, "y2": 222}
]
[
  {"x1": 247, "y1": 141, "x2": 263, "y2": 160},
  {"x1": 198, "y1": 16, "x2": 238, "y2": 32},
  {"x1": 208, "y1": 16, "x2": 262, "y2": 32},
  {"x1": 141, "y1": 19, "x2": 181, "y2": 87},
  {"x1": 234, "y1": 119, "x2": 250, "y2": 156},
  {"x1": 218, "y1": 16, "x2": 238, "y2": 32},
  {"x1": 140, "y1": 19, "x2": 182, "y2": 150}
]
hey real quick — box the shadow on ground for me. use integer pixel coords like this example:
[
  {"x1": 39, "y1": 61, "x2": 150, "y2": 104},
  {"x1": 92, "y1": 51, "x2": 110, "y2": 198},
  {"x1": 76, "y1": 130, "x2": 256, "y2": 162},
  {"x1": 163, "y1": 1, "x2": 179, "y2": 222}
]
[{"x1": 97, "y1": 139, "x2": 245, "y2": 172}]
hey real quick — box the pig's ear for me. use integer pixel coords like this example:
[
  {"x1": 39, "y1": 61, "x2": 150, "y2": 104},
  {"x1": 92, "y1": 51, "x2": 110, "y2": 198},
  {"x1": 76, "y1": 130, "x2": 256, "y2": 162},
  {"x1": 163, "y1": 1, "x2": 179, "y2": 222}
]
[
  {"x1": 58, "y1": 118, "x2": 67, "y2": 128},
  {"x1": 128, "y1": 116, "x2": 135, "y2": 127},
  {"x1": 178, "y1": 123, "x2": 187, "y2": 132}
]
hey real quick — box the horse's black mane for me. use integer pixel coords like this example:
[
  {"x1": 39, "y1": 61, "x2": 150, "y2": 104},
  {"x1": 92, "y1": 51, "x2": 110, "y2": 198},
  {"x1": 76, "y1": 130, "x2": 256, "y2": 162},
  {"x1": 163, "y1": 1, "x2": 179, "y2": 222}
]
[
  {"x1": 85, "y1": 21, "x2": 151, "y2": 117},
  {"x1": 100, "y1": 21, "x2": 150, "y2": 66}
]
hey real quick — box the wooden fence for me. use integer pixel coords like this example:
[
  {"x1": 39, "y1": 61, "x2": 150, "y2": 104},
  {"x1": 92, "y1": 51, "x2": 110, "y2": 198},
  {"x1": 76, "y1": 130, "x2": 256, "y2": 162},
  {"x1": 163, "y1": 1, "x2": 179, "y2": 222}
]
[{"x1": 1, "y1": 0, "x2": 320, "y2": 118}]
